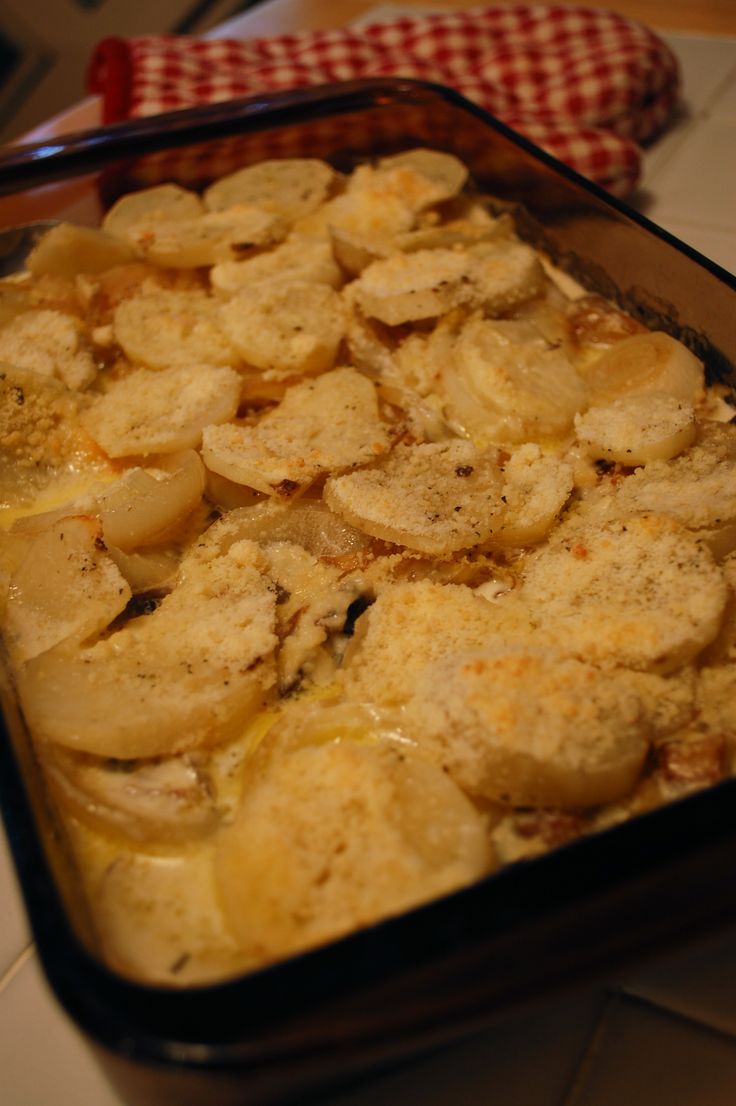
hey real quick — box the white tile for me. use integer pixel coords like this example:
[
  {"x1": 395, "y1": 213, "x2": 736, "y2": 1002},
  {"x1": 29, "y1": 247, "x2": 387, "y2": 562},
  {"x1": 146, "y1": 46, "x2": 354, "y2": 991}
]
[
  {"x1": 0, "y1": 828, "x2": 31, "y2": 983},
  {"x1": 638, "y1": 119, "x2": 736, "y2": 229},
  {"x1": 706, "y1": 59, "x2": 736, "y2": 121},
  {"x1": 327, "y1": 989, "x2": 605, "y2": 1106},
  {"x1": 0, "y1": 951, "x2": 125, "y2": 1106},
  {"x1": 564, "y1": 993, "x2": 736, "y2": 1106},
  {"x1": 661, "y1": 33, "x2": 736, "y2": 117},
  {"x1": 610, "y1": 34, "x2": 736, "y2": 194}
]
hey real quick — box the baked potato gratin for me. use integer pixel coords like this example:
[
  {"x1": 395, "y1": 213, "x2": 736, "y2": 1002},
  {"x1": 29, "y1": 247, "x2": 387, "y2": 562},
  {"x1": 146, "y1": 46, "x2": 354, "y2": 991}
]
[{"x1": 1, "y1": 149, "x2": 735, "y2": 985}]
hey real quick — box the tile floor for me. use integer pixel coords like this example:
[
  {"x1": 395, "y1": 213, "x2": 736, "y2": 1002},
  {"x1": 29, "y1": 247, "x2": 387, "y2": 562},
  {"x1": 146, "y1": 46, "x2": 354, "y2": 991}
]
[{"x1": 1, "y1": 13, "x2": 736, "y2": 1106}]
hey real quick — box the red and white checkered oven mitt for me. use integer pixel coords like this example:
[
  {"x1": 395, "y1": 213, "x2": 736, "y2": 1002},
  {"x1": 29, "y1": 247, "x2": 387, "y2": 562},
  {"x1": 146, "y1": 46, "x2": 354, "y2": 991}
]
[{"x1": 87, "y1": 4, "x2": 680, "y2": 196}]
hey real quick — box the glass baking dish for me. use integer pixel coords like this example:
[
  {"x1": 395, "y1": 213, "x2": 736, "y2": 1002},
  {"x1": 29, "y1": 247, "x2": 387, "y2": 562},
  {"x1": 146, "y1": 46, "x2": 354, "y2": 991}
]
[{"x1": 1, "y1": 77, "x2": 736, "y2": 1106}]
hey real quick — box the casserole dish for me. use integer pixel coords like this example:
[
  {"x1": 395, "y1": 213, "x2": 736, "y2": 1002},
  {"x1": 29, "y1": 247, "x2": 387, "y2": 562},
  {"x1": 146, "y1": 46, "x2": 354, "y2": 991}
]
[{"x1": 1, "y1": 78, "x2": 736, "y2": 1106}]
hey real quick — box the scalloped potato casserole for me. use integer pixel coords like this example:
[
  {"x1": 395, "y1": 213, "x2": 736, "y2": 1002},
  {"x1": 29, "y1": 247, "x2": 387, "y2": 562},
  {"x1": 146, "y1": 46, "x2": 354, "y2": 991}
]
[{"x1": 1, "y1": 150, "x2": 735, "y2": 984}]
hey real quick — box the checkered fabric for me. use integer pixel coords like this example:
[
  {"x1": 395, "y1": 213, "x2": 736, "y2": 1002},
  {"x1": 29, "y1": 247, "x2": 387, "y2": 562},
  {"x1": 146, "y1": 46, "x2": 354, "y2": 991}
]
[{"x1": 87, "y1": 5, "x2": 680, "y2": 196}]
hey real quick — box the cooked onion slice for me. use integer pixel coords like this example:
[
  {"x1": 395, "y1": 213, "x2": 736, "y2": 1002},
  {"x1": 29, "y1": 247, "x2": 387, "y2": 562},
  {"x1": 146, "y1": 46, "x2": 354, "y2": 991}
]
[
  {"x1": 440, "y1": 316, "x2": 587, "y2": 445},
  {"x1": 585, "y1": 332, "x2": 704, "y2": 406},
  {"x1": 2, "y1": 515, "x2": 130, "y2": 663},
  {"x1": 98, "y1": 450, "x2": 206, "y2": 552},
  {"x1": 44, "y1": 745, "x2": 221, "y2": 844}
]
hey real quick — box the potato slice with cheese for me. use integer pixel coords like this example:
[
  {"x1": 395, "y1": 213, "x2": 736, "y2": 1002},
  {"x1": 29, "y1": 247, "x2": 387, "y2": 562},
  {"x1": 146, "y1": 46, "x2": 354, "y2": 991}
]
[
  {"x1": 114, "y1": 288, "x2": 238, "y2": 369},
  {"x1": 491, "y1": 444, "x2": 574, "y2": 548},
  {"x1": 324, "y1": 440, "x2": 505, "y2": 554},
  {"x1": 341, "y1": 579, "x2": 534, "y2": 708},
  {"x1": 403, "y1": 648, "x2": 656, "y2": 807},
  {"x1": 601, "y1": 421, "x2": 736, "y2": 558},
  {"x1": 84, "y1": 363, "x2": 241, "y2": 457},
  {"x1": 521, "y1": 514, "x2": 727, "y2": 673},
  {"x1": 202, "y1": 368, "x2": 390, "y2": 496},
  {"x1": 219, "y1": 280, "x2": 346, "y2": 378},
  {"x1": 211, "y1": 236, "x2": 341, "y2": 297},
  {"x1": 16, "y1": 539, "x2": 278, "y2": 758},
  {"x1": 353, "y1": 239, "x2": 544, "y2": 327},
  {"x1": 354, "y1": 248, "x2": 473, "y2": 325},
  {"x1": 132, "y1": 206, "x2": 287, "y2": 269},
  {"x1": 376, "y1": 148, "x2": 469, "y2": 206},
  {"x1": 204, "y1": 158, "x2": 337, "y2": 220},
  {"x1": 0, "y1": 309, "x2": 97, "y2": 390},
  {"x1": 574, "y1": 393, "x2": 697, "y2": 466},
  {"x1": 102, "y1": 183, "x2": 204, "y2": 239},
  {"x1": 0, "y1": 366, "x2": 105, "y2": 513},
  {"x1": 26, "y1": 223, "x2": 137, "y2": 279},
  {"x1": 214, "y1": 710, "x2": 493, "y2": 962}
]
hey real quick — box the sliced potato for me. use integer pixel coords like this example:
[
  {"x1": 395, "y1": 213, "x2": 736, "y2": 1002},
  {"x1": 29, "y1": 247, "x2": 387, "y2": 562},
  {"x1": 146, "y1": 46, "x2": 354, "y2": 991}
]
[
  {"x1": 26, "y1": 223, "x2": 137, "y2": 278},
  {"x1": 340, "y1": 578, "x2": 534, "y2": 708},
  {"x1": 522, "y1": 514, "x2": 727, "y2": 673},
  {"x1": 202, "y1": 367, "x2": 390, "y2": 495},
  {"x1": 204, "y1": 158, "x2": 336, "y2": 220},
  {"x1": 0, "y1": 309, "x2": 97, "y2": 390},
  {"x1": 214, "y1": 718, "x2": 493, "y2": 962},
  {"x1": 468, "y1": 239, "x2": 546, "y2": 315},
  {"x1": 132, "y1": 206, "x2": 287, "y2": 269},
  {"x1": 353, "y1": 238, "x2": 544, "y2": 328},
  {"x1": 211, "y1": 236, "x2": 341, "y2": 296},
  {"x1": 84, "y1": 363, "x2": 241, "y2": 457},
  {"x1": 324, "y1": 440, "x2": 505, "y2": 554},
  {"x1": 113, "y1": 289, "x2": 238, "y2": 369},
  {"x1": 354, "y1": 248, "x2": 473, "y2": 325},
  {"x1": 17, "y1": 539, "x2": 278, "y2": 758},
  {"x1": 91, "y1": 845, "x2": 246, "y2": 984},
  {"x1": 491, "y1": 444, "x2": 574, "y2": 547},
  {"x1": 404, "y1": 648, "x2": 654, "y2": 807},
  {"x1": 578, "y1": 421, "x2": 736, "y2": 559},
  {"x1": 574, "y1": 393, "x2": 696, "y2": 466},
  {"x1": 219, "y1": 281, "x2": 345, "y2": 378},
  {"x1": 0, "y1": 365, "x2": 102, "y2": 511},
  {"x1": 376, "y1": 148, "x2": 469, "y2": 206},
  {"x1": 97, "y1": 450, "x2": 206, "y2": 552},
  {"x1": 102, "y1": 183, "x2": 204, "y2": 239}
]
